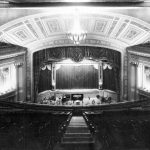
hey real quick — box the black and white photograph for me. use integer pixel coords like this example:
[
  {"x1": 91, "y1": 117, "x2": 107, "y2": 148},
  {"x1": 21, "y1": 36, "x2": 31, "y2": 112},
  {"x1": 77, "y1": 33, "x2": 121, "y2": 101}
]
[{"x1": 0, "y1": 0, "x2": 150, "y2": 150}]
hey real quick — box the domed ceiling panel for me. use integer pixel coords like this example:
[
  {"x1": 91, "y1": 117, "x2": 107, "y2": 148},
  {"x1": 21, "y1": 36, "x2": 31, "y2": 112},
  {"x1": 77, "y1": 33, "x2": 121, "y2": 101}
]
[{"x1": 0, "y1": 10, "x2": 150, "y2": 53}]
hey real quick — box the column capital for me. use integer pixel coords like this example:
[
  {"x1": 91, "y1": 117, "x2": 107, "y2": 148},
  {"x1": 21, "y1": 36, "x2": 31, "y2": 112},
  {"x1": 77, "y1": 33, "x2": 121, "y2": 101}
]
[
  {"x1": 129, "y1": 54, "x2": 139, "y2": 66},
  {"x1": 129, "y1": 61, "x2": 139, "y2": 66},
  {"x1": 14, "y1": 61, "x2": 24, "y2": 67}
]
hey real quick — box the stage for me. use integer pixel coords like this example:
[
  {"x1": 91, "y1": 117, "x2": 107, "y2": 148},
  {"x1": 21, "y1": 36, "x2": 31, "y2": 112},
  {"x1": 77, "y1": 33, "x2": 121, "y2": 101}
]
[{"x1": 37, "y1": 89, "x2": 117, "y2": 106}]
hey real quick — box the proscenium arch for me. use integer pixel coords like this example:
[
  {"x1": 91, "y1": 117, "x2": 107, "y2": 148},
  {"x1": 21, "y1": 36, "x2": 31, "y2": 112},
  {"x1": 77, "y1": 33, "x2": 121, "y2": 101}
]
[
  {"x1": 0, "y1": 8, "x2": 150, "y2": 101},
  {"x1": 33, "y1": 46, "x2": 121, "y2": 102}
]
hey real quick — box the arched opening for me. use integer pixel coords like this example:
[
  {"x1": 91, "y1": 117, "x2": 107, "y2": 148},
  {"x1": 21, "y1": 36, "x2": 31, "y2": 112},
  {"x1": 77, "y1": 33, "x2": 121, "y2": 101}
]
[{"x1": 33, "y1": 46, "x2": 121, "y2": 105}]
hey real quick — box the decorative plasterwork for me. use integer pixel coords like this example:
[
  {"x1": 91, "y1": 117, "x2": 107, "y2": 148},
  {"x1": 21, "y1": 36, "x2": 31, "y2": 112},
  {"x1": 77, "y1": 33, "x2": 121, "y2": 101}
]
[
  {"x1": 128, "y1": 50, "x2": 150, "y2": 58},
  {"x1": 129, "y1": 54, "x2": 139, "y2": 65},
  {"x1": 128, "y1": 52, "x2": 150, "y2": 66},
  {"x1": 0, "y1": 11, "x2": 150, "y2": 53}
]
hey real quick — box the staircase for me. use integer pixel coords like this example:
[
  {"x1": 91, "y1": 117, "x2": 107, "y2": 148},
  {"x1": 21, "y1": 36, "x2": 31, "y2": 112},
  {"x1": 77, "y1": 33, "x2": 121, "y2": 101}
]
[{"x1": 61, "y1": 116, "x2": 95, "y2": 150}]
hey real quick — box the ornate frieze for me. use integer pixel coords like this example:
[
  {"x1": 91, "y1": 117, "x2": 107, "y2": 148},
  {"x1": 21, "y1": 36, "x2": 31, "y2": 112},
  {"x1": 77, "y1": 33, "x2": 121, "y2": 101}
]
[
  {"x1": 129, "y1": 54, "x2": 139, "y2": 65},
  {"x1": 0, "y1": 52, "x2": 25, "y2": 66},
  {"x1": 69, "y1": 47, "x2": 84, "y2": 62},
  {"x1": 40, "y1": 46, "x2": 121, "y2": 66},
  {"x1": 14, "y1": 61, "x2": 24, "y2": 67},
  {"x1": 129, "y1": 50, "x2": 150, "y2": 58}
]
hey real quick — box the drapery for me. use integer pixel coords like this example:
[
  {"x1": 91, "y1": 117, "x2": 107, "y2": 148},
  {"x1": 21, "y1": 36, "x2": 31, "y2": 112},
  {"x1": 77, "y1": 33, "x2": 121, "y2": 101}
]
[
  {"x1": 38, "y1": 66, "x2": 52, "y2": 93},
  {"x1": 33, "y1": 46, "x2": 121, "y2": 100},
  {"x1": 103, "y1": 67, "x2": 116, "y2": 91},
  {"x1": 56, "y1": 65, "x2": 98, "y2": 89}
]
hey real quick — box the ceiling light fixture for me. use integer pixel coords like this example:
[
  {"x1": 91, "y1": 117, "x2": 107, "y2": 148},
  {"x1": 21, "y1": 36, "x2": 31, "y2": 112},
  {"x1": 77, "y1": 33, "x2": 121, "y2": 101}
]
[{"x1": 67, "y1": 9, "x2": 87, "y2": 45}]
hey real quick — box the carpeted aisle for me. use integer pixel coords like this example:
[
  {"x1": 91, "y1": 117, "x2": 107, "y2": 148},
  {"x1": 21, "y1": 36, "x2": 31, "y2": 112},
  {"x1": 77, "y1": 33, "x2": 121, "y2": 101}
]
[{"x1": 54, "y1": 116, "x2": 95, "y2": 150}]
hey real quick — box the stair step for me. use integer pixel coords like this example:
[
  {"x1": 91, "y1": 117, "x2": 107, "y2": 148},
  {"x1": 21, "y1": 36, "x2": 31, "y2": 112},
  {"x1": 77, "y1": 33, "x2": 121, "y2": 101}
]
[
  {"x1": 69, "y1": 123, "x2": 86, "y2": 125},
  {"x1": 61, "y1": 141, "x2": 95, "y2": 145},
  {"x1": 62, "y1": 137, "x2": 93, "y2": 142},
  {"x1": 67, "y1": 126, "x2": 89, "y2": 129},
  {"x1": 64, "y1": 133, "x2": 91, "y2": 138},
  {"x1": 61, "y1": 115, "x2": 95, "y2": 148},
  {"x1": 69, "y1": 125, "x2": 87, "y2": 127},
  {"x1": 69, "y1": 123, "x2": 87, "y2": 126},
  {"x1": 70, "y1": 120, "x2": 85, "y2": 122},
  {"x1": 61, "y1": 142, "x2": 94, "y2": 150},
  {"x1": 66, "y1": 128, "x2": 90, "y2": 133}
]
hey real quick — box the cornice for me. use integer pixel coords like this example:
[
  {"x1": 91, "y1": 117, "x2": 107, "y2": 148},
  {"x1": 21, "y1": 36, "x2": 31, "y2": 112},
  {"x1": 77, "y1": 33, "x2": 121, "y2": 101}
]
[
  {"x1": 128, "y1": 51, "x2": 150, "y2": 58},
  {"x1": 0, "y1": 51, "x2": 26, "y2": 60}
]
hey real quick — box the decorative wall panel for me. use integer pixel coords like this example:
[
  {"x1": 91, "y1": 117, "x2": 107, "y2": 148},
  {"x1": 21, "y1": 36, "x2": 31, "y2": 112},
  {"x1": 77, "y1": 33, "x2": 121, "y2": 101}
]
[
  {"x1": 123, "y1": 27, "x2": 141, "y2": 41},
  {"x1": 94, "y1": 20, "x2": 108, "y2": 33}
]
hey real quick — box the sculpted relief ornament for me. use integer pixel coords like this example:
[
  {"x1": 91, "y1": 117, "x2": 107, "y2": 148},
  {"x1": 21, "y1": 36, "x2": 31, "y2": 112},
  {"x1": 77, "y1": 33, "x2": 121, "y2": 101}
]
[
  {"x1": 129, "y1": 54, "x2": 139, "y2": 66},
  {"x1": 70, "y1": 47, "x2": 84, "y2": 62}
]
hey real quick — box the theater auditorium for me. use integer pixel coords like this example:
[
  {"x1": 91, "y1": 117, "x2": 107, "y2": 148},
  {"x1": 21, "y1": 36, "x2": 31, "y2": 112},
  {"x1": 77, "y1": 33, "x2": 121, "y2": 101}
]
[{"x1": 0, "y1": 0, "x2": 150, "y2": 150}]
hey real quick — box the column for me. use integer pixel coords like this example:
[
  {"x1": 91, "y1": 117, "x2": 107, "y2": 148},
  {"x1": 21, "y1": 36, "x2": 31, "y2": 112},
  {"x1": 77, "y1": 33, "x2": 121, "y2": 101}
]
[
  {"x1": 52, "y1": 63, "x2": 56, "y2": 90},
  {"x1": 128, "y1": 61, "x2": 138, "y2": 101},
  {"x1": 14, "y1": 62, "x2": 25, "y2": 102},
  {"x1": 98, "y1": 61, "x2": 103, "y2": 89}
]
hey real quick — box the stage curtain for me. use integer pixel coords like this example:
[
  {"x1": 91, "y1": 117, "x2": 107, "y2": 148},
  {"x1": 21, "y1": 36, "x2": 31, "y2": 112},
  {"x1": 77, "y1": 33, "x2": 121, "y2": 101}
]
[
  {"x1": 38, "y1": 68, "x2": 52, "y2": 93},
  {"x1": 56, "y1": 65, "x2": 98, "y2": 89},
  {"x1": 114, "y1": 67, "x2": 120, "y2": 101},
  {"x1": 103, "y1": 68, "x2": 116, "y2": 91}
]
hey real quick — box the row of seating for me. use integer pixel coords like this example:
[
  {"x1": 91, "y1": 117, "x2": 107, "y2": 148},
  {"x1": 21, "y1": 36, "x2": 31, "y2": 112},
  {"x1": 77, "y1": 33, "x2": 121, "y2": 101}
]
[
  {"x1": 58, "y1": 112, "x2": 72, "y2": 139},
  {"x1": 0, "y1": 112, "x2": 69, "y2": 150},
  {"x1": 83, "y1": 113, "x2": 96, "y2": 135},
  {"x1": 86, "y1": 111, "x2": 150, "y2": 150}
]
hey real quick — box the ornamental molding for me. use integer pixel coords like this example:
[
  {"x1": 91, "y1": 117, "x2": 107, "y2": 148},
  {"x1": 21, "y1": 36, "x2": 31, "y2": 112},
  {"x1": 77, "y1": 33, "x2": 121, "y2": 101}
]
[
  {"x1": 128, "y1": 51, "x2": 150, "y2": 58},
  {"x1": 0, "y1": 11, "x2": 150, "y2": 53},
  {"x1": 0, "y1": 51, "x2": 26, "y2": 61},
  {"x1": 14, "y1": 62, "x2": 24, "y2": 67},
  {"x1": 14, "y1": 55, "x2": 25, "y2": 67},
  {"x1": 39, "y1": 46, "x2": 121, "y2": 67},
  {"x1": 128, "y1": 50, "x2": 150, "y2": 66},
  {"x1": 129, "y1": 54, "x2": 139, "y2": 65},
  {"x1": 0, "y1": 55, "x2": 25, "y2": 67},
  {"x1": 69, "y1": 47, "x2": 84, "y2": 62}
]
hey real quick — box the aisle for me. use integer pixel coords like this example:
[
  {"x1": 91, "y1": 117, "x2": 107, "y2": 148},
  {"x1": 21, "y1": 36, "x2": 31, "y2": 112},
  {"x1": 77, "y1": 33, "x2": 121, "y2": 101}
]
[{"x1": 61, "y1": 116, "x2": 94, "y2": 150}]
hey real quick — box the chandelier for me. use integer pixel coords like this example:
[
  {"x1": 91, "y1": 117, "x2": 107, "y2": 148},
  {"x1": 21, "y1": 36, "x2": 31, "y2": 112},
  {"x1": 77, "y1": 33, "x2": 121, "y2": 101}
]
[
  {"x1": 67, "y1": 10, "x2": 87, "y2": 44},
  {"x1": 67, "y1": 31, "x2": 87, "y2": 45}
]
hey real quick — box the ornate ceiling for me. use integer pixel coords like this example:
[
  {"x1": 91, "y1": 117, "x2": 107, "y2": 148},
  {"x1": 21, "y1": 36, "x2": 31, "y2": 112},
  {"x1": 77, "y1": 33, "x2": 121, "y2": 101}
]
[{"x1": 0, "y1": 8, "x2": 150, "y2": 53}]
